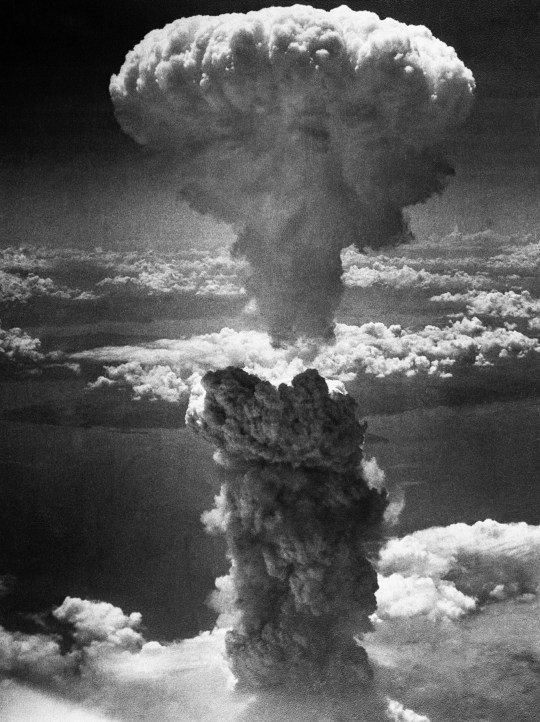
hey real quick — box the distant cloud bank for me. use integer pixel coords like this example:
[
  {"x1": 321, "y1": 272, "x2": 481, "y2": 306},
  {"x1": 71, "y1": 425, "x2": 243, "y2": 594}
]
[
  {"x1": 0, "y1": 246, "x2": 247, "y2": 309},
  {"x1": 78, "y1": 318, "x2": 540, "y2": 406}
]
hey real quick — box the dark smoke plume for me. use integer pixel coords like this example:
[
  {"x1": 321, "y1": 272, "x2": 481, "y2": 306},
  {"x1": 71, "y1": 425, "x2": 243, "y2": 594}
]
[
  {"x1": 110, "y1": 5, "x2": 474, "y2": 340},
  {"x1": 188, "y1": 367, "x2": 387, "y2": 690}
]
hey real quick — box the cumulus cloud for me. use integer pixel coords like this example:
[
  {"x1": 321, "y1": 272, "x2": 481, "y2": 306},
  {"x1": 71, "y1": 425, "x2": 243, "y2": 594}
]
[
  {"x1": 90, "y1": 362, "x2": 194, "y2": 403},
  {"x1": 0, "y1": 322, "x2": 80, "y2": 380},
  {"x1": 341, "y1": 230, "x2": 540, "y2": 295},
  {"x1": 359, "y1": 520, "x2": 540, "y2": 720},
  {"x1": 81, "y1": 328, "x2": 292, "y2": 403},
  {"x1": 374, "y1": 519, "x2": 540, "y2": 624},
  {"x1": 486, "y1": 241, "x2": 540, "y2": 278},
  {"x1": 111, "y1": 5, "x2": 473, "y2": 339},
  {"x1": 95, "y1": 252, "x2": 247, "y2": 299},
  {"x1": 0, "y1": 322, "x2": 45, "y2": 372},
  {"x1": 0, "y1": 246, "x2": 248, "y2": 309},
  {"x1": 0, "y1": 597, "x2": 144, "y2": 683},
  {"x1": 314, "y1": 318, "x2": 540, "y2": 378},
  {"x1": 0, "y1": 630, "x2": 391, "y2": 722},
  {"x1": 3, "y1": 232, "x2": 537, "y2": 324},
  {"x1": 0, "y1": 599, "x2": 247, "y2": 722},
  {"x1": 431, "y1": 289, "x2": 540, "y2": 329},
  {"x1": 79, "y1": 315, "x2": 540, "y2": 406},
  {"x1": 0, "y1": 270, "x2": 94, "y2": 304},
  {"x1": 375, "y1": 573, "x2": 476, "y2": 622},
  {"x1": 53, "y1": 597, "x2": 144, "y2": 650},
  {"x1": 342, "y1": 263, "x2": 492, "y2": 292},
  {"x1": 189, "y1": 367, "x2": 387, "y2": 689}
]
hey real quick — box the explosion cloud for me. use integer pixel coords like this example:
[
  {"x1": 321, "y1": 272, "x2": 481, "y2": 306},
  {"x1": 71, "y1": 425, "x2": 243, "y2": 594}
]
[
  {"x1": 188, "y1": 366, "x2": 387, "y2": 690},
  {"x1": 110, "y1": 5, "x2": 474, "y2": 340}
]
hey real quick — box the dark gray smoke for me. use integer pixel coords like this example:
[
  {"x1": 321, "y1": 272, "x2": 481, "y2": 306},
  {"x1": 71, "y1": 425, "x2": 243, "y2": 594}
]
[
  {"x1": 188, "y1": 367, "x2": 387, "y2": 690},
  {"x1": 110, "y1": 5, "x2": 474, "y2": 340}
]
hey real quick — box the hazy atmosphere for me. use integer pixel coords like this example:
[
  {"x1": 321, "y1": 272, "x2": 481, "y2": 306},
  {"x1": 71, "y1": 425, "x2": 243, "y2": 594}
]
[{"x1": 1, "y1": 2, "x2": 540, "y2": 720}]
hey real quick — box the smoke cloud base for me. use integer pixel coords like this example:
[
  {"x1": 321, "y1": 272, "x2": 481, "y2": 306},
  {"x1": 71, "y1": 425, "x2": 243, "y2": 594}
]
[{"x1": 189, "y1": 367, "x2": 387, "y2": 690}]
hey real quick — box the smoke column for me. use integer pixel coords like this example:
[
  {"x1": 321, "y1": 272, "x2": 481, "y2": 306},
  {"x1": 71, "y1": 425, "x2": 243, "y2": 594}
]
[
  {"x1": 188, "y1": 367, "x2": 387, "y2": 689},
  {"x1": 110, "y1": 5, "x2": 474, "y2": 340}
]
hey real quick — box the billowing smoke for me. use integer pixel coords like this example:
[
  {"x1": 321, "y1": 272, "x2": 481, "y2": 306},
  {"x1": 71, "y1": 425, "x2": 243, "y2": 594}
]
[
  {"x1": 188, "y1": 366, "x2": 387, "y2": 690},
  {"x1": 110, "y1": 5, "x2": 474, "y2": 340}
]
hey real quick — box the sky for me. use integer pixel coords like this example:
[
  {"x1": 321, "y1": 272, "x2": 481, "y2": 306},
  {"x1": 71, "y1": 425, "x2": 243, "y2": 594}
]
[{"x1": 1, "y1": 2, "x2": 540, "y2": 721}]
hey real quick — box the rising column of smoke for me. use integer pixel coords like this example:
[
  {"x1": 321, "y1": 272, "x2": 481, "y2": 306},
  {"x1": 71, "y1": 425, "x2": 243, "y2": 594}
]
[
  {"x1": 188, "y1": 366, "x2": 387, "y2": 690},
  {"x1": 110, "y1": 5, "x2": 474, "y2": 341}
]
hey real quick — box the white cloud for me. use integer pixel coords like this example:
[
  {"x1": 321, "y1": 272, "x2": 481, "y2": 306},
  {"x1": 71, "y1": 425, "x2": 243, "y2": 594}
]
[
  {"x1": 0, "y1": 246, "x2": 248, "y2": 306},
  {"x1": 90, "y1": 362, "x2": 193, "y2": 403},
  {"x1": 361, "y1": 457, "x2": 386, "y2": 491},
  {"x1": 341, "y1": 231, "x2": 540, "y2": 291},
  {"x1": 0, "y1": 323, "x2": 45, "y2": 365},
  {"x1": 0, "y1": 627, "x2": 69, "y2": 679},
  {"x1": 53, "y1": 597, "x2": 144, "y2": 650},
  {"x1": 0, "y1": 597, "x2": 145, "y2": 685},
  {"x1": 342, "y1": 263, "x2": 493, "y2": 292},
  {"x1": 375, "y1": 573, "x2": 477, "y2": 622},
  {"x1": 0, "y1": 322, "x2": 80, "y2": 377},
  {"x1": 431, "y1": 290, "x2": 540, "y2": 330},
  {"x1": 95, "y1": 253, "x2": 247, "y2": 299},
  {"x1": 314, "y1": 319, "x2": 540, "y2": 378},
  {"x1": 386, "y1": 698, "x2": 430, "y2": 722},
  {"x1": 0, "y1": 610, "x2": 248, "y2": 722},
  {"x1": 374, "y1": 519, "x2": 540, "y2": 623},
  {"x1": 78, "y1": 328, "x2": 304, "y2": 401},
  {"x1": 0, "y1": 270, "x2": 93, "y2": 303},
  {"x1": 79, "y1": 317, "x2": 540, "y2": 403},
  {"x1": 486, "y1": 241, "x2": 540, "y2": 277}
]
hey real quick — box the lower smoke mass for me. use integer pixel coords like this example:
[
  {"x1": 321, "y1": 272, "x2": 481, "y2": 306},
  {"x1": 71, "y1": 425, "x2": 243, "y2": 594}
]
[{"x1": 189, "y1": 367, "x2": 387, "y2": 690}]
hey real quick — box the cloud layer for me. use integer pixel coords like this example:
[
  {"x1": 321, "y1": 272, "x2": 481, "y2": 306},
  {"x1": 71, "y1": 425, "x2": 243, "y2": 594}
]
[
  {"x1": 342, "y1": 231, "x2": 540, "y2": 296},
  {"x1": 432, "y1": 289, "x2": 540, "y2": 329},
  {"x1": 0, "y1": 246, "x2": 247, "y2": 308},
  {"x1": 79, "y1": 317, "x2": 540, "y2": 409}
]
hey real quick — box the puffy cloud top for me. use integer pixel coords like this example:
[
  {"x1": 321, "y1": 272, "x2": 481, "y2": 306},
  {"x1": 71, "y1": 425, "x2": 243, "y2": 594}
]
[
  {"x1": 54, "y1": 597, "x2": 144, "y2": 649},
  {"x1": 0, "y1": 323, "x2": 44, "y2": 366},
  {"x1": 111, "y1": 5, "x2": 473, "y2": 155},
  {"x1": 374, "y1": 519, "x2": 540, "y2": 624}
]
